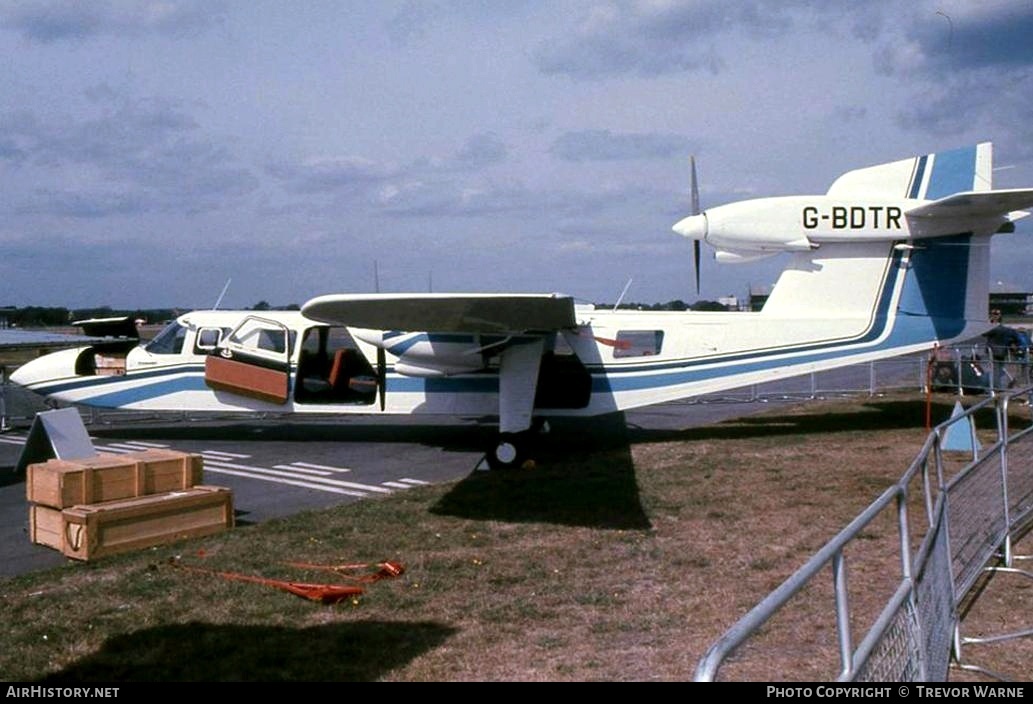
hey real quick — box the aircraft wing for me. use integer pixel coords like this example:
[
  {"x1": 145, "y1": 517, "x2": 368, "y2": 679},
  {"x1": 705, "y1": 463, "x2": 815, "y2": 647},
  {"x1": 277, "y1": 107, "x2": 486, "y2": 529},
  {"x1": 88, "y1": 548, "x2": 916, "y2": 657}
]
[
  {"x1": 72, "y1": 316, "x2": 140, "y2": 340},
  {"x1": 302, "y1": 293, "x2": 577, "y2": 333},
  {"x1": 907, "y1": 188, "x2": 1033, "y2": 219},
  {"x1": 0, "y1": 329, "x2": 108, "y2": 351}
]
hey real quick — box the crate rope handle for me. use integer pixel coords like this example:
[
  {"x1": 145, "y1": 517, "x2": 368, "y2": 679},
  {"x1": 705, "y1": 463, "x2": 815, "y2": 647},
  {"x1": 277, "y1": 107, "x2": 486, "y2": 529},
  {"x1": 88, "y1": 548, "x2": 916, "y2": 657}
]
[{"x1": 65, "y1": 523, "x2": 84, "y2": 552}]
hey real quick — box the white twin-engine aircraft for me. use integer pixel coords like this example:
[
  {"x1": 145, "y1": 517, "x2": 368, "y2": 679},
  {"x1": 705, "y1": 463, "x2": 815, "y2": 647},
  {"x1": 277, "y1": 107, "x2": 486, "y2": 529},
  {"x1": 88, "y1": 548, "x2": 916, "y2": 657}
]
[{"x1": 11, "y1": 143, "x2": 1033, "y2": 468}]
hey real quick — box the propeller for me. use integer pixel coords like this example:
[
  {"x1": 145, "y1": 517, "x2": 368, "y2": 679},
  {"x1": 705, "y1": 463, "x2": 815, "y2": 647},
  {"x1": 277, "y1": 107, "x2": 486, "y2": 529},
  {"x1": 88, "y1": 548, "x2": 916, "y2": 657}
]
[{"x1": 690, "y1": 156, "x2": 701, "y2": 295}]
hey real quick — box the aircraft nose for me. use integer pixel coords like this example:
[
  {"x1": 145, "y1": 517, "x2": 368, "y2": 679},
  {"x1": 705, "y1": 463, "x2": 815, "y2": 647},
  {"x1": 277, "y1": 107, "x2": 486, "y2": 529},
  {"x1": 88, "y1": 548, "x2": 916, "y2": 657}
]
[
  {"x1": 8, "y1": 348, "x2": 80, "y2": 388},
  {"x1": 673, "y1": 213, "x2": 707, "y2": 240}
]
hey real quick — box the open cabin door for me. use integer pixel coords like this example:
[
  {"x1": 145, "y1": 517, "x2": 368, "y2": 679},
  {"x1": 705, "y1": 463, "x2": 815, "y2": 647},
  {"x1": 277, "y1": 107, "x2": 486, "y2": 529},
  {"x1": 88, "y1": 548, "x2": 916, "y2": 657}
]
[{"x1": 204, "y1": 316, "x2": 292, "y2": 405}]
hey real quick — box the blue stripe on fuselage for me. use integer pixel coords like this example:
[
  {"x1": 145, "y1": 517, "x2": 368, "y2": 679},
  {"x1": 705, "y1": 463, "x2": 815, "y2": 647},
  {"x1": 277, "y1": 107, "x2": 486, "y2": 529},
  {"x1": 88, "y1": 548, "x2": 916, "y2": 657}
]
[
  {"x1": 31, "y1": 363, "x2": 205, "y2": 396},
  {"x1": 81, "y1": 374, "x2": 211, "y2": 406}
]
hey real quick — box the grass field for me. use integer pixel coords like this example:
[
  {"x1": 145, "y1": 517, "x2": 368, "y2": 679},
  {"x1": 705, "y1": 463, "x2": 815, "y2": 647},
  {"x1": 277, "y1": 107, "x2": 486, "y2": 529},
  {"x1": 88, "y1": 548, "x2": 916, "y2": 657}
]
[{"x1": 1, "y1": 393, "x2": 1029, "y2": 681}]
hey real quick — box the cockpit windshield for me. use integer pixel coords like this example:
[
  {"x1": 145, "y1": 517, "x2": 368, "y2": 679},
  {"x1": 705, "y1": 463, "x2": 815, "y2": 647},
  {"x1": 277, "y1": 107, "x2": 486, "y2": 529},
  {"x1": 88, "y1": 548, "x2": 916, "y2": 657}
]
[{"x1": 145, "y1": 322, "x2": 187, "y2": 355}]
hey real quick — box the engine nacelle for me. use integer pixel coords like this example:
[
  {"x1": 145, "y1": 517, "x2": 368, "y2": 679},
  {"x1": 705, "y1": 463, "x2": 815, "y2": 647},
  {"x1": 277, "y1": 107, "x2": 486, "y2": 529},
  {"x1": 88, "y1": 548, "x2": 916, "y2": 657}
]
[
  {"x1": 673, "y1": 194, "x2": 1015, "y2": 259},
  {"x1": 688, "y1": 198, "x2": 820, "y2": 253},
  {"x1": 393, "y1": 361, "x2": 484, "y2": 377},
  {"x1": 676, "y1": 196, "x2": 913, "y2": 254},
  {"x1": 352, "y1": 329, "x2": 488, "y2": 377}
]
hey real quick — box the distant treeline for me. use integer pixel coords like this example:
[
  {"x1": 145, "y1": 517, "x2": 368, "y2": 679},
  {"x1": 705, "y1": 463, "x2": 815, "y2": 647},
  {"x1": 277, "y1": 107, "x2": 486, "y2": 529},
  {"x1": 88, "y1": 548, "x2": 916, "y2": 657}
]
[
  {"x1": 1, "y1": 302, "x2": 305, "y2": 328},
  {"x1": 599, "y1": 300, "x2": 731, "y2": 312},
  {"x1": 0, "y1": 306, "x2": 183, "y2": 328},
  {"x1": 2, "y1": 300, "x2": 726, "y2": 328}
]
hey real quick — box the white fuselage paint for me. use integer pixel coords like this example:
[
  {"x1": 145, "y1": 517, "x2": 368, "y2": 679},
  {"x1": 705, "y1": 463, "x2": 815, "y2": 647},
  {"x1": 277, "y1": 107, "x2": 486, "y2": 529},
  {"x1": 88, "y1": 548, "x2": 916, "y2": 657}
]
[{"x1": 8, "y1": 238, "x2": 990, "y2": 422}]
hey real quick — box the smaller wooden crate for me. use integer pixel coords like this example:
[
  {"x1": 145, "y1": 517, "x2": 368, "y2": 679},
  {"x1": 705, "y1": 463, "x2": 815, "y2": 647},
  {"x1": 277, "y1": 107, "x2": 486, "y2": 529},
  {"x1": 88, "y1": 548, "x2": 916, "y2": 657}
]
[
  {"x1": 29, "y1": 504, "x2": 66, "y2": 552},
  {"x1": 30, "y1": 485, "x2": 233, "y2": 561},
  {"x1": 27, "y1": 450, "x2": 203, "y2": 508}
]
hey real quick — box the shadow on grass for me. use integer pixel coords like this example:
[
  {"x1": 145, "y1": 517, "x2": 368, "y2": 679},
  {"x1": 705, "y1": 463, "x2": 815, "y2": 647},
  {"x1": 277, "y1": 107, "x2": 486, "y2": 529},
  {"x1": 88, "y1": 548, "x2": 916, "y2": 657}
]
[
  {"x1": 39, "y1": 620, "x2": 456, "y2": 682},
  {"x1": 431, "y1": 413, "x2": 651, "y2": 530},
  {"x1": 626, "y1": 399, "x2": 983, "y2": 444}
]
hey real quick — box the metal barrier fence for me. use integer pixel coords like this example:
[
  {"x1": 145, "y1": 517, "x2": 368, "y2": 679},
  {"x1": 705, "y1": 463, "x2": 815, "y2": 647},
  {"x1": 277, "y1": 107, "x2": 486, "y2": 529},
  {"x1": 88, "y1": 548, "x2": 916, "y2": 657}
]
[
  {"x1": 686, "y1": 345, "x2": 1032, "y2": 405},
  {"x1": 694, "y1": 385, "x2": 1033, "y2": 681}
]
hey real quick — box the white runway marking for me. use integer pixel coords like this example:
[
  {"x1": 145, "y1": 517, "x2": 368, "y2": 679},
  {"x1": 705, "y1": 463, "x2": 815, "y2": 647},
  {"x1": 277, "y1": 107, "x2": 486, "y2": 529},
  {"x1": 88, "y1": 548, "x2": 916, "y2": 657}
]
[
  {"x1": 271, "y1": 464, "x2": 333, "y2": 477},
  {"x1": 200, "y1": 450, "x2": 251, "y2": 459},
  {"x1": 0, "y1": 430, "x2": 432, "y2": 499},
  {"x1": 105, "y1": 442, "x2": 161, "y2": 451},
  {"x1": 320, "y1": 479, "x2": 394, "y2": 494},
  {"x1": 202, "y1": 465, "x2": 369, "y2": 497},
  {"x1": 287, "y1": 461, "x2": 352, "y2": 473},
  {"x1": 202, "y1": 459, "x2": 393, "y2": 495}
]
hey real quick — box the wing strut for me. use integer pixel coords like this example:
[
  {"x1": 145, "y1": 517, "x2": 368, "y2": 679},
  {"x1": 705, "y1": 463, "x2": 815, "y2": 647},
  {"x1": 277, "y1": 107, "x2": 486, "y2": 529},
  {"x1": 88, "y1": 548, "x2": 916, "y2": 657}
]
[
  {"x1": 489, "y1": 337, "x2": 545, "y2": 469},
  {"x1": 498, "y1": 338, "x2": 544, "y2": 434}
]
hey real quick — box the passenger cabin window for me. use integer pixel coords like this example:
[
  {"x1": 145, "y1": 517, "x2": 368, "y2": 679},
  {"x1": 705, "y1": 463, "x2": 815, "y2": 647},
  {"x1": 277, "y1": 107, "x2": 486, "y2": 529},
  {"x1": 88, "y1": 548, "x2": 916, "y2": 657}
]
[
  {"x1": 145, "y1": 322, "x2": 187, "y2": 355},
  {"x1": 613, "y1": 330, "x2": 664, "y2": 358},
  {"x1": 194, "y1": 327, "x2": 229, "y2": 354}
]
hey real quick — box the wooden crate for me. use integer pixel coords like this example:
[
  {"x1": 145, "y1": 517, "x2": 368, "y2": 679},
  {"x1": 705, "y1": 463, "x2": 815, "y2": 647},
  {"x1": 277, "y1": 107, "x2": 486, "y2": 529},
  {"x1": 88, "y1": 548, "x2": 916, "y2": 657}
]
[
  {"x1": 30, "y1": 485, "x2": 234, "y2": 561},
  {"x1": 27, "y1": 450, "x2": 203, "y2": 509},
  {"x1": 29, "y1": 504, "x2": 66, "y2": 552},
  {"x1": 131, "y1": 449, "x2": 204, "y2": 495}
]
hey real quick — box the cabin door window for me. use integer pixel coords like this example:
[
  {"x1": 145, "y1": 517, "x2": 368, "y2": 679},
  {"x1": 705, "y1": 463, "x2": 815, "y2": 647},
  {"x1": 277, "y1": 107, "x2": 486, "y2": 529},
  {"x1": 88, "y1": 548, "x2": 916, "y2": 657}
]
[{"x1": 204, "y1": 316, "x2": 292, "y2": 404}]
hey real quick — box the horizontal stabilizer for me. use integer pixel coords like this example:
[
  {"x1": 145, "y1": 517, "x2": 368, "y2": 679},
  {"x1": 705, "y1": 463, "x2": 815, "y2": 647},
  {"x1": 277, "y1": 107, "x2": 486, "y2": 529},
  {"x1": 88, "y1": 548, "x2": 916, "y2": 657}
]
[
  {"x1": 302, "y1": 293, "x2": 577, "y2": 333},
  {"x1": 906, "y1": 188, "x2": 1033, "y2": 220}
]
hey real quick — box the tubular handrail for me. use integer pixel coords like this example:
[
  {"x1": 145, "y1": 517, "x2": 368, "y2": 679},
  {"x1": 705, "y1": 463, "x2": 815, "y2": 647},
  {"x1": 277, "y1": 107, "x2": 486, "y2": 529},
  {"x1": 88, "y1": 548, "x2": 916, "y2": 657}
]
[{"x1": 695, "y1": 384, "x2": 1033, "y2": 681}]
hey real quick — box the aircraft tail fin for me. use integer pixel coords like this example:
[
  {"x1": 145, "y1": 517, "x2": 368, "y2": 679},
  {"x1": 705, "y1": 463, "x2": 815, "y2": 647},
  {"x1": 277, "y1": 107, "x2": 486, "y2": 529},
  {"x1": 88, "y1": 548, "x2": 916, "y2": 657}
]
[
  {"x1": 767, "y1": 143, "x2": 1011, "y2": 343},
  {"x1": 827, "y1": 142, "x2": 993, "y2": 200}
]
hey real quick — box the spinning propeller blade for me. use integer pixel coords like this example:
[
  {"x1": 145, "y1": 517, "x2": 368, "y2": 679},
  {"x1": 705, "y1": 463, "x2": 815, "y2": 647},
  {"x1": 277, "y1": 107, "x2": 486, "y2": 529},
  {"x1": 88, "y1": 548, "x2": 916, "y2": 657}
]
[
  {"x1": 690, "y1": 156, "x2": 701, "y2": 295},
  {"x1": 377, "y1": 347, "x2": 386, "y2": 411}
]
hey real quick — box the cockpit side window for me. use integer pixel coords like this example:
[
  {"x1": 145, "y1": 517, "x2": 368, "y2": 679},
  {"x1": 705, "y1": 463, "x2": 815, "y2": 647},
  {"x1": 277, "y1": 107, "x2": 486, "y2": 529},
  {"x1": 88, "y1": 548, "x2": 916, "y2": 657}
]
[
  {"x1": 145, "y1": 322, "x2": 187, "y2": 355},
  {"x1": 194, "y1": 327, "x2": 229, "y2": 354}
]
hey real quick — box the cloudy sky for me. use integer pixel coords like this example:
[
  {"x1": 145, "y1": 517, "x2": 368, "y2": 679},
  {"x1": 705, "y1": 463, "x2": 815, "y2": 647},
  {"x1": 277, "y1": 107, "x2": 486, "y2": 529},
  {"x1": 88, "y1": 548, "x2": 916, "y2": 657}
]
[{"x1": 2, "y1": 0, "x2": 1033, "y2": 309}]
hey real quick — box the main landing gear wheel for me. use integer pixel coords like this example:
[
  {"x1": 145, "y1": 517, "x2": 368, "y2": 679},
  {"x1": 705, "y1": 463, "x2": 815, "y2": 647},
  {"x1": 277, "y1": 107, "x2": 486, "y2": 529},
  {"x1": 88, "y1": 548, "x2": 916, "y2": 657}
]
[{"x1": 487, "y1": 432, "x2": 530, "y2": 470}]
